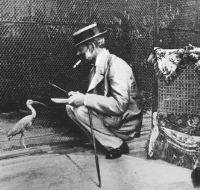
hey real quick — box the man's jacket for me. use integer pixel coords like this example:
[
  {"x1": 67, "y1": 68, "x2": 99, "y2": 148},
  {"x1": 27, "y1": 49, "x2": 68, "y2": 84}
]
[{"x1": 84, "y1": 49, "x2": 143, "y2": 140}]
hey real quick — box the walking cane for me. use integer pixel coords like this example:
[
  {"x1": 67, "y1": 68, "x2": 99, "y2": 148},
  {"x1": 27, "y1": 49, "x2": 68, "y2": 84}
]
[
  {"x1": 49, "y1": 81, "x2": 102, "y2": 187},
  {"x1": 88, "y1": 108, "x2": 102, "y2": 188}
]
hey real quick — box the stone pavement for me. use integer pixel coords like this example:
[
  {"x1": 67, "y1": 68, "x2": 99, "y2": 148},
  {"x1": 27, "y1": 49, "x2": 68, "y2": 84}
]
[{"x1": 0, "y1": 146, "x2": 194, "y2": 190}]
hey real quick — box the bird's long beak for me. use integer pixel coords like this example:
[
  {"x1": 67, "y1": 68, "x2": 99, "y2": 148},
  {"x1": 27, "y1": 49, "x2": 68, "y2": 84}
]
[{"x1": 32, "y1": 101, "x2": 48, "y2": 107}]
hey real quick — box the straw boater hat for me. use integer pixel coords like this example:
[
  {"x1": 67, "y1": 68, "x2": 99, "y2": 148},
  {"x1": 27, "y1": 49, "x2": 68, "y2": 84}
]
[{"x1": 73, "y1": 23, "x2": 107, "y2": 47}]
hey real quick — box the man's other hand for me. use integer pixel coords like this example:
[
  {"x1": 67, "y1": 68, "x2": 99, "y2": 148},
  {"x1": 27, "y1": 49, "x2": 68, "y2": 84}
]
[{"x1": 67, "y1": 93, "x2": 85, "y2": 107}]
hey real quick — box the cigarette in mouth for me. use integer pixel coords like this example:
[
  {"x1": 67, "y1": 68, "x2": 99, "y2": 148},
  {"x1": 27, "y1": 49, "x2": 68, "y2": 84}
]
[{"x1": 73, "y1": 60, "x2": 81, "y2": 68}]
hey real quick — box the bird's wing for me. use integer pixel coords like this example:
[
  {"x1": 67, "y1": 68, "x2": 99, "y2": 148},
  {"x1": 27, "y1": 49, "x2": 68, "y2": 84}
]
[
  {"x1": 7, "y1": 122, "x2": 24, "y2": 137},
  {"x1": 19, "y1": 115, "x2": 33, "y2": 129},
  {"x1": 7, "y1": 115, "x2": 32, "y2": 137}
]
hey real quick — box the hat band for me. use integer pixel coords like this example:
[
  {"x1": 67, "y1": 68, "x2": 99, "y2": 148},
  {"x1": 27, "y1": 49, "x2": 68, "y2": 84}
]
[{"x1": 73, "y1": 27, "x2": 100, "y2": 45}]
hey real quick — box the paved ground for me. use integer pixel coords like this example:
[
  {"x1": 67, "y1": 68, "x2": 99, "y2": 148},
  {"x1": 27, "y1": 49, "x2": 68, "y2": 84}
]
[
  {"x1": 0, "y1": 111, "x2": 194, "y2": 190},
  {"x1": 0, "y1": 146, "x2": 194, "y2": 190}
]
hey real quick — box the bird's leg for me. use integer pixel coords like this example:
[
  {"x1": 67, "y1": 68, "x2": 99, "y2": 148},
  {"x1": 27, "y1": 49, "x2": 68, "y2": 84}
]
[{"x1": 20, "y1": 132, "x2": 26, "y2": 149}]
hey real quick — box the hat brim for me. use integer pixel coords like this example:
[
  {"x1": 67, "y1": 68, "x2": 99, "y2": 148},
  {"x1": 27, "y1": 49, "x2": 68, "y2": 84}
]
[{"x1": 75, "y1": 31, "x2": 107, "y2": 47}]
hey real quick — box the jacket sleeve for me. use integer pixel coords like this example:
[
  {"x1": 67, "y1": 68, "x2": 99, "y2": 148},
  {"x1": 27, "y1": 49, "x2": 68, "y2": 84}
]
[{"x1": 84, "y1": 57, "x2": 133, "y2": 115}]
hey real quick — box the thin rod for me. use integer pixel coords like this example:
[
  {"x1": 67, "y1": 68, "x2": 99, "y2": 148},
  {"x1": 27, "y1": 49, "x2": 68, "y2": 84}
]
[
  {"x1": 49, "y1": 82, "x2": 69, "y2": 94},
  {"x1": 88, "y1": 108, "x2": 102, "y2": 188},
  {"x1": 151, "y1": 0, "x2": 160, "y2": 129}
]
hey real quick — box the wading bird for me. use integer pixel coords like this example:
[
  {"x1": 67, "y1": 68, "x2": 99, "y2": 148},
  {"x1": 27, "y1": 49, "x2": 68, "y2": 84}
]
[{"x1": 7, "y1": 99, "x2": 47, "y2": 148}]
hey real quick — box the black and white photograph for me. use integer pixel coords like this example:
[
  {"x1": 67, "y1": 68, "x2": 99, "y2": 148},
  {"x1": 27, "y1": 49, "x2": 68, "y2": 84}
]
[{"x1": 0, "y1": 0, "x2": 200, "y2": 189}]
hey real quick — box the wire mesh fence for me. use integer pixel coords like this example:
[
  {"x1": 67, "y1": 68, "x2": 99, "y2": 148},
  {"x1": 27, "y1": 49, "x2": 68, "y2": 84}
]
[
  {"x1": 1, "y1": 0, "x2": 192, "y2": 152},
  {"x1": 156, "y1": 0, "x2": 200, "y2": 115}
]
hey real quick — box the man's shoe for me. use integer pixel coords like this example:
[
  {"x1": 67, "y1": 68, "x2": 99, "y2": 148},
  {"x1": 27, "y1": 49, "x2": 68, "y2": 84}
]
[{"x1": 106, "y1": 141, "x2": 129, "y2": 159}]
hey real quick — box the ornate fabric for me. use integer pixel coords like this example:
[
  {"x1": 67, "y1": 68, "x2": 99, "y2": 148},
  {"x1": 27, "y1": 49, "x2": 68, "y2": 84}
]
[
  {"x1": 148, "y1": 45, "x2": 200, "y2": 83},
  {"x1": 146, "y1": 112, "x2": 200, "y2": 169}
]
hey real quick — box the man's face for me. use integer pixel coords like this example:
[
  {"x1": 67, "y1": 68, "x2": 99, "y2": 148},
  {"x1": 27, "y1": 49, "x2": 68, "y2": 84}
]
[{"x1": 76, "y1": 44, "x2": 95, "y2": 61}]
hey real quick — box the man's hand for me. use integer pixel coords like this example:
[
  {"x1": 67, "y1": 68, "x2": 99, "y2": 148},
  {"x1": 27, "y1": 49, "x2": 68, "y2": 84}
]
[
  {"x1": 66, "y1": 92, "x2": 85, "y2": 107},
  {"x1": 68, "y1": 91, "x2": 80, "y2": 97}
]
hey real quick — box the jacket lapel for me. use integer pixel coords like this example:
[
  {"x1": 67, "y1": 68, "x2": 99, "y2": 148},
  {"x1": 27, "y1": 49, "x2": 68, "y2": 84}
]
[
  {"x1": 87, "y1": 50, "x2": 110, "y2": 93},
  {"x1": 87, "y1": 66, "x2": 105, "y2": 92}
]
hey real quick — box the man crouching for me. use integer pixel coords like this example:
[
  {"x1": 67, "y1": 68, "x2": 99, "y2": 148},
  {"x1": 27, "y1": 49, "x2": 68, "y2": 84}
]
[{"x1": 65, "y1": 23, "x2": 143, "y2": 159}]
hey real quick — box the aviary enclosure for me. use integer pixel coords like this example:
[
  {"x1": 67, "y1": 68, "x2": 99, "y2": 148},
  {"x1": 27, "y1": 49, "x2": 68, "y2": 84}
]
[{"x1": 0, "y1": 0, "x2": 200, "y2": 164}]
